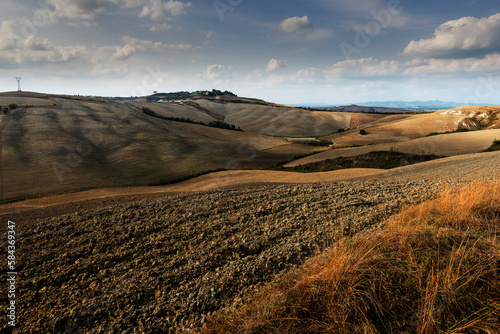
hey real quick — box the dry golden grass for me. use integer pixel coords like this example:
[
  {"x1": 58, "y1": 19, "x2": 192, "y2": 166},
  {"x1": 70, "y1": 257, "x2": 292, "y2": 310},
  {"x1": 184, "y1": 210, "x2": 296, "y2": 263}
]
[
  {"x1": 195, "y1": 99, "x2": 351, "y2": 137},
  {"x1": 202, "y1": 181, "x2": 500, "y2": 333},
  {"x1": 0, "y1": 97, "x2": 54, "y2": 106}
]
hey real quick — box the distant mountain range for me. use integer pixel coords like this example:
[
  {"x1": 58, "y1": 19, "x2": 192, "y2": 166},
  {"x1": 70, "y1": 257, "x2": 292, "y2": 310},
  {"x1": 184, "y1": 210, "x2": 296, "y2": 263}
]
[
  {"x1": 293, "y1": 100, "x2": 500, "y2": 112},
  {"x1": 356, "y1": 100, "x2": 464, "y2": 111},
  {"x1": 329, "y1": 105, "x2": 424, "y2": 114}
]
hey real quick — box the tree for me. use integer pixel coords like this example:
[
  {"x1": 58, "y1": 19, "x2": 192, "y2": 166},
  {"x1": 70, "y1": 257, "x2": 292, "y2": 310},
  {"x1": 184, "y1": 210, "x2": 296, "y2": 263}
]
[{"x1": 359, "y1": 129, "x2": 367, "y2": 135}]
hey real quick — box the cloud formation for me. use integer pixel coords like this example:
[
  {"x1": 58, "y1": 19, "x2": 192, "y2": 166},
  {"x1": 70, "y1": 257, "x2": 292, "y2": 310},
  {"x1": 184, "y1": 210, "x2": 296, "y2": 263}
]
[
  {"x1": 149, "y1": 23, "x2": 172, "y2": 32},
  {"x1": 402, "y1": 13, "x2": 500, "y2": 58},
  {"x1": 0, "y1": 21, "x2": 194, "y2": 68},
  {"x1": 266, "y1": 58, "x2": 286, "y2": 72},
  {"x1": 201, "y1": 64, "x2": 232, "y2": 80},
  {"x1": 404, "y1": 54, "x2": 500, "y2": 75},
  {"x1": 329, "y1": 58, "x2": 400, "y2": 77},
  {"x1": 0, "y1": 20, "x2": 84, "y2": 64},
  {"x1": 279, "y1": 16, "x2": 312, "y2": 33},
  {"x1": 111, "y1": 36, "x2": 194, "y2": 60},
  {"x1": 43, "y1": 0, "x2": 192, "y2": 21},
  {"x1": 139, "y1": 0, "x2": 192, "y2": 20}
]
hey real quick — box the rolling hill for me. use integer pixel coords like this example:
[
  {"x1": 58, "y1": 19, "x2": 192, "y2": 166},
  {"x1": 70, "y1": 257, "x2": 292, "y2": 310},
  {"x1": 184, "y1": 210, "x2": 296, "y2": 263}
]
[
  {"x1": 1, "y1": 91, "x2": 498, "y2": 201},
  {"x1": 0, "y1": 92, "x2": 320, "y2": 200},
  {"x1": 2, "y1": 90, "x2": 499, "y2": 334}
]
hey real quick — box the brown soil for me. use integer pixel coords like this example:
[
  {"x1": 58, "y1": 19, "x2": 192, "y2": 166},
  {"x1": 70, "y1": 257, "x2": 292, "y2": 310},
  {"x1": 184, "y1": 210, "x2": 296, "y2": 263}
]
[
  {"x1": 1, "y1": 151, "x2": 498, "y2": 333},
  {"x1": 1, "y1": 180, "x2": 447, "y2": 333},
  {"x1": 0, "y1": 169, "x2": 385, "y2": 219}
]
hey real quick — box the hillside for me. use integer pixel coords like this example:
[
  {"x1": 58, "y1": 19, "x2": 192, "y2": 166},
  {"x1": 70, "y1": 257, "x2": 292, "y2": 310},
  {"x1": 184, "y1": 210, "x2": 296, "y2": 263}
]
[
  {"x1": 1, "y1": 90, "x2": 500, "y2": 333},
  {"x1": 0, "y1": 90, "x2": 406, "y2": 200},
  {"x1": 284, "y1": 106, "x2": 500, "y2": 168},
  {"x1": 170, "y1": 98, "x2": 353, "y2": 137},
  {"x1": 2, "y1": 151, "x2": 498, "y2": 333},
  {"x1": 438, "y1": 105, "x2": 500, "y2": 129},
  {"x1": 332, "y1": 104, "x2": 415, "y2": 114},
  {"x1": 1, "y1": 91, "x2": 499, "y2": 201},
  {"x1": 0, "y1": 92, "x2": 316, "y2": 200},
  {"x1": 287, "y1": 129, "x2": 500, "y2": 167}
]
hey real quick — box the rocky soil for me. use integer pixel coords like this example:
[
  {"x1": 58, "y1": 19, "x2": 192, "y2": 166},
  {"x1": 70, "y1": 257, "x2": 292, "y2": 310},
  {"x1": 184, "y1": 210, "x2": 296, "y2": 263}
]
[{"x1": 1, "y1": 180, "x2": 461, "y2": 333}]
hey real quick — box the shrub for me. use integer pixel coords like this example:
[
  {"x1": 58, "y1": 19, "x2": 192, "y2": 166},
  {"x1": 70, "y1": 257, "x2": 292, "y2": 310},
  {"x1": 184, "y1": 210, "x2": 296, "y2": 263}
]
[
  {"x1": 359, "y1": 129, "x2": 367, "y2": 135},
  {"x1": 142, "y1": 107, "x2": 242, "y2": 131},
  {"x1": 483, "y1": 139, "x2": 500, "y2": 152}
]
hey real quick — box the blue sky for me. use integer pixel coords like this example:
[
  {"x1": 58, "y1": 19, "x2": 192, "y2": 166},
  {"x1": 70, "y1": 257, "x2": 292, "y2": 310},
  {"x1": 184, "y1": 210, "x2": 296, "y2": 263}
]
[{"x1": 0, "y1": 0, "x2": 499, "y2": 104}]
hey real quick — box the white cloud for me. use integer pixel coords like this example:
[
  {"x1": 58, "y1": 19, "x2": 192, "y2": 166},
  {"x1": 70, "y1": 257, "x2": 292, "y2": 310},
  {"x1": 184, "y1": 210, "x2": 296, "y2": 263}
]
[
  {"x1": 201, "y1": 64, "x2": 232, "y2": 80},
  {"x1": 328, "y1": 58, "x2": 400, "y2": 77},
  {"x1": 111, "y1": 36, "x2": 194, "y2": 60},
  {"x1": 266, "y1": 58, "x2": 286, "y2": 72},
  {"x1": 404, "y1": 54, "x2": 500, "y2": 75},
  {"x1": 90, "y1": 62, "x2": 129, "y2": 75},
  {"x1": 402, "y1": 13, "x2": 500, "y2": 58},
  {"x1": 0, "y1": 20, "x2": 85, "y2": 64},
  {"x1": 43, "y1": 0, "x2": 191, "y2": 21},
  {"x1": 0, "y1": 22, "x2": 195, "y2": 69},
  {"x1": 162, "y1": 0, "x2": 191, "y2": 16},
  {"x1": 279, "y1": 16, "x2": 312, "y2": 33},
  {"x1": 44, "y1": 0, "x2": 108, "y2": 20},
  {"x1": 139, "y1": 0, "x2": 192, "y2": 20},
  {"x1": 292, "y1": 28, "x2": 334, "y2": 43},
  {"x1": 294, "y1": 67, "x2": 325, "y2": 83},
  {"x1": 0, "y1": 20, "x2": 22, "y2": 51},
  {"x1": 149, "y1": 23, "x2": 172, "y2": 32},
  {"x1": 0, "y1": 35, "x2": 85, "y2": 64}
]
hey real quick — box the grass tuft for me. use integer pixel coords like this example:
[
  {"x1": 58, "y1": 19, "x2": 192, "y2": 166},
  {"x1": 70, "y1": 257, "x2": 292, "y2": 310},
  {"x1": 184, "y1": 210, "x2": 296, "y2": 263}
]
[{"x1": 202, "y1": 181, "x2": 500, "y2": 333}]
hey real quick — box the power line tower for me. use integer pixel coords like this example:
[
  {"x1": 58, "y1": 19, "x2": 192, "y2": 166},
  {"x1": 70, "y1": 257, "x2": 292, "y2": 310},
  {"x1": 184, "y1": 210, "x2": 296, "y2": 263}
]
[{"x1": 16, "y1": 77, "x2": 22, "y2": 92}]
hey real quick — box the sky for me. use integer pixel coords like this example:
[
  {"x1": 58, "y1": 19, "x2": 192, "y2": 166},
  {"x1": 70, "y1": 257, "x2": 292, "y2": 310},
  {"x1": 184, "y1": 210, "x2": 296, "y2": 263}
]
[{"x1": 0, "y1": 0, "x2": 499, "y2": 105}]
